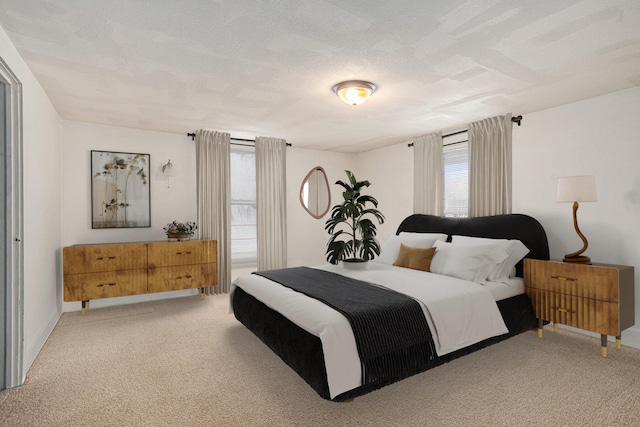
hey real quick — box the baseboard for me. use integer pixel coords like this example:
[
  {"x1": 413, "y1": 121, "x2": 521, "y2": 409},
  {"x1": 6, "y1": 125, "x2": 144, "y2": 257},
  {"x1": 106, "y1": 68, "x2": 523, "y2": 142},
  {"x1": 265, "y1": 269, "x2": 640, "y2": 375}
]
[
  {"x1": 558, "y1": 325, "x2": 640, "y2": 350},
  {"x1": 621, "y1": 326, "x2": 640, "y2": 349},
  {"x1": 24, "y1": 308, "x2": 61, "y2": 381},
  {"x1": 62, "y1": 288, "x2": 199, "y2": 313}
]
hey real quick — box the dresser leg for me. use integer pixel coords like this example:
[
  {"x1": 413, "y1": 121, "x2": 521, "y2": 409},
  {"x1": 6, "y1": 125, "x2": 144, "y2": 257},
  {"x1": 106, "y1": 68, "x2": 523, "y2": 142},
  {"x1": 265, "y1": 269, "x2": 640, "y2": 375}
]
[
  {"x1": 200, "y1": 288, "x2": 205, "y2": 299},
  {"x1": 553, "y1": 323, "x2": 558, "y2": 332},
  {"x1": 81, "y1": 300, "x2": 88, "y2": 315},
  {"x1": 601, "y1": 335, "x2": 608, "y2": 358},
  {"x1": 538, "y1": 319, "x2": 543, "y2": 338},
  {"x1": 616, "y1": 335, "x2": 621, "y2": 350}
]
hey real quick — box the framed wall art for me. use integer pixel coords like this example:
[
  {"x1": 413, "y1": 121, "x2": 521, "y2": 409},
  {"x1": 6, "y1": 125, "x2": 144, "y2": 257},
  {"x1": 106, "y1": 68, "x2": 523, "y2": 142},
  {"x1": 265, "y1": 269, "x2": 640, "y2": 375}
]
[{"x1": 91, "y1": 150, "x2": 151, "y2": 229}]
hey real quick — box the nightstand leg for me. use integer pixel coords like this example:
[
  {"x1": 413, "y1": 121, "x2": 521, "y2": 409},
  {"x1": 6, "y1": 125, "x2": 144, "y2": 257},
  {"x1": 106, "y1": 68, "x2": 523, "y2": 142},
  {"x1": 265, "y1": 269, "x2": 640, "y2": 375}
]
[
  {"x1": 538, "y1": 319, "x2": 543, "y2": 338},
  {"x1": 553, "y1": 323, "x2": 558, "y2": 332},
  {"x1": 81, "y1": 300, "x2": 88, "y2": 315},
  {"x1": 200, "y1": 288, "x2": 205, "y2": 299},
  {"x1": 616, "y1": 335, "x2": 621, "y2": 350},
  {"x1": 601, "y1": 334, "x2": 608, "y2": 358}
]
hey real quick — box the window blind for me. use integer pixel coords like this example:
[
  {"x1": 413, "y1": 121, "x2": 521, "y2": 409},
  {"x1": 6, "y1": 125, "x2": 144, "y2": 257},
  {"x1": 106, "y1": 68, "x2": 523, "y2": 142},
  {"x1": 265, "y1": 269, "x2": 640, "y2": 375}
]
[
  {"x1": 230, "y1": 147, "x2": 257, "y2": 262},
  {"x1": 443, "y1": 141, "x2": 469, "y2": 217}
]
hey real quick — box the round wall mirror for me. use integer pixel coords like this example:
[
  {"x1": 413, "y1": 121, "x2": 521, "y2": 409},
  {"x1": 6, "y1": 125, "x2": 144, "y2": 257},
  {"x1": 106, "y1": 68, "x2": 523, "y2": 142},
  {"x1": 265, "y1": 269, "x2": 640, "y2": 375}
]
[{"x1": 300, "y1": 166, "x2": 331, "y2": 219}]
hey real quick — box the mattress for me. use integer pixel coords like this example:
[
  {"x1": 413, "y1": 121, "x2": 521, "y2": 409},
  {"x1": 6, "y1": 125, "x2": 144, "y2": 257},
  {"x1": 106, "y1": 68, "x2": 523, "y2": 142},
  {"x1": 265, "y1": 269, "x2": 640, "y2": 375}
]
[
  {"x1": 481, "y1": 277, "x2": 524, "y2": 301},
  {"x1": 231, "y1": 262, "x2": 511, "y2": 399}
]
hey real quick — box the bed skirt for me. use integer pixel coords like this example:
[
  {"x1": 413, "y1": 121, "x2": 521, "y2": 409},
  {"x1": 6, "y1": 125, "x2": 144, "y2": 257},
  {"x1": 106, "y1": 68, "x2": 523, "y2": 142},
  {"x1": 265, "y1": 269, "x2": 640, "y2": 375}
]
[{"x1": 232, "y1": 286, "x2": 537, "y2": 401}]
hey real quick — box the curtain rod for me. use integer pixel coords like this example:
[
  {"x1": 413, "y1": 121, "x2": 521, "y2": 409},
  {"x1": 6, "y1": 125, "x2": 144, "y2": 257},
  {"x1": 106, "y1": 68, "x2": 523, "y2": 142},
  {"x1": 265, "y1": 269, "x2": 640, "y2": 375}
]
[
  {"x1": 407, "y1": 115, "x2": 522, "y2": 147},
  {"x1": 187, "y1": 132, "x2": 291, "y2": 146}
]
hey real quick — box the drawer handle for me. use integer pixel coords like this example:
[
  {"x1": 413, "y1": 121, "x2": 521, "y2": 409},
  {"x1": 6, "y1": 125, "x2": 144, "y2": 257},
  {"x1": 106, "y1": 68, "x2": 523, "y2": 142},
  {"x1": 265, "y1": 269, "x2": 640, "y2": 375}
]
[
  {"x1": 175, "y1": 275, "x2": 193, "y2": 280},
  {"x1": 176, "y1": 251, "x2": 192, "y2": 255},
  {"x1": 550, "y1": 275, "x2": 577, "y2": 282},
  {"x1": 96, "y1": 283, "x2": 117, "y2": 287},
  {"x1": 552, "y1": 307, "x2": 575, "y2": 314},
  {"x1": 96, "y1": 256, "x2": 117, "y2": 260}
]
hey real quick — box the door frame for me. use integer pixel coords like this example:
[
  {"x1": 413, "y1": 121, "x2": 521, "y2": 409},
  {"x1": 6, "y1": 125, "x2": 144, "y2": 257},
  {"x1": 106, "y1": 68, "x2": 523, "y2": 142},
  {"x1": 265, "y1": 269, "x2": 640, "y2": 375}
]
[{"x1": 1, "y1": 56, "x2": 24, "y2": 389}]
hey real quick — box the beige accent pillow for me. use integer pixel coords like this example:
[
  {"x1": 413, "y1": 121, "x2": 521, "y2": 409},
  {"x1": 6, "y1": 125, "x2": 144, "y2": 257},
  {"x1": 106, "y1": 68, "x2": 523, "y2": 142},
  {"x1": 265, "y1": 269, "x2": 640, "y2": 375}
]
[
  {"x1": 374, "y1": 235, "x2": 439, "y2": 265},
  {"x1": 393, "y1": 244, "x2": 437, "y2": 272}
]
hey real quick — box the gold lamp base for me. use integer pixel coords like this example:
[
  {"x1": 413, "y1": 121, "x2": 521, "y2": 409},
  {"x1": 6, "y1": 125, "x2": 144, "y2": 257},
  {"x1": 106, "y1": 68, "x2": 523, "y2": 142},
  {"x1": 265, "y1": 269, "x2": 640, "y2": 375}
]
[
  {"x1": 563, "y1": 255, "x2": 591, "y2": 264},
  {"x1": 562, "y1": 201, "x2": 592, "y2": 265}
]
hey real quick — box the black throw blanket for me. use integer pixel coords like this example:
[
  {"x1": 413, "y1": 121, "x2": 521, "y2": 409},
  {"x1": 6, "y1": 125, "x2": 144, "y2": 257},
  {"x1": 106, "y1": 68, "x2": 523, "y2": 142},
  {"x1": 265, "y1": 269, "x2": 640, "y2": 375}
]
[{"x1": 253, "y1": 267, "x2": 435, "y2": 387}]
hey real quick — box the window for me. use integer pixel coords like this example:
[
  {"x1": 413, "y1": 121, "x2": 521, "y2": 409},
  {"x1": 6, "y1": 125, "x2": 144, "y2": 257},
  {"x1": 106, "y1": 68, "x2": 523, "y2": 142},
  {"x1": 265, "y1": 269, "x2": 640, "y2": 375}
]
[
  {"x1": 443, "y1": 132, "x2": 468, "y2": 217},
  {"x1": 230, "y1": 146, "x2": 257, "y2": 264}
]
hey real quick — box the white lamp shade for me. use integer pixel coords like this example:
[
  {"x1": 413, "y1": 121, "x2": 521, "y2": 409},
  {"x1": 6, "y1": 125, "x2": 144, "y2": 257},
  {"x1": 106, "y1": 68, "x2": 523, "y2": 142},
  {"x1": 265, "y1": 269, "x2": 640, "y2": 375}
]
[{"x1": 557, "y1": 176, "x2": 597, "y2": 203}]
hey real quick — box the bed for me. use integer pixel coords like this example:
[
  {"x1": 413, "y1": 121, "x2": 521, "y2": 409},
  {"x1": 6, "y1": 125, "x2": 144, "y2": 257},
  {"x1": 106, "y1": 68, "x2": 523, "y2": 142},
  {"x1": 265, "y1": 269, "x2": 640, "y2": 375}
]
[{"x1": 231, "y1": 213, "x2": 549, "y2": 401}]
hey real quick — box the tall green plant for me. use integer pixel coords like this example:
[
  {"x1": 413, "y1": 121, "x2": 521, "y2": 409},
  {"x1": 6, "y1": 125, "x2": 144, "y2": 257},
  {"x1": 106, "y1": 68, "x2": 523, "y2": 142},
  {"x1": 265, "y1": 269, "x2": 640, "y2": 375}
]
[{"x1": 325, "y1": 170, "x2": 385, "y2": 264}]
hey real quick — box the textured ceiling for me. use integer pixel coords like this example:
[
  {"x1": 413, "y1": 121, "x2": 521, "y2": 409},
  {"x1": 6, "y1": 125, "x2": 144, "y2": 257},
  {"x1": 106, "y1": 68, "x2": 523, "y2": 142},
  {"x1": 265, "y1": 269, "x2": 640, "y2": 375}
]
[{"x1": 1, "y1": 0, "x2": 639, "y2": 153}]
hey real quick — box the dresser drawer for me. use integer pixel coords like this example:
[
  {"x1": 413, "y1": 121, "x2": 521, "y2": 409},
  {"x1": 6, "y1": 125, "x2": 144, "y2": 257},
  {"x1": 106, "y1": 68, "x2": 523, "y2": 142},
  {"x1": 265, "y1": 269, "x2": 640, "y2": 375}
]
[
  {"x1": 64, "y1": 269, "x2": 148, "y2": 301},
  {"x1": 525, "y1": 259, "x2": 619, "y2": 302},
  {"x1": 63, "y1": 243, "x2": 147, "y2": 274},
  {"x1": 147, "y1": 241, "x2": 211, "y2": 267},
  {"x1": 147, "y1": 263, "x2": 217, "y2": 293},
  {"x1": 527, "y1": 287, "x2": 620, "y2": 336}
]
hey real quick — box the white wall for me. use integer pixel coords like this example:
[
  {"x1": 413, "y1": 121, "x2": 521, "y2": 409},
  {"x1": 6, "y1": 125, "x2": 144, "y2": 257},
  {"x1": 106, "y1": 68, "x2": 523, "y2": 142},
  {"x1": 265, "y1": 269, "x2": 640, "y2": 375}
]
[
  {"x1": 286, "y1": 147, "x2": 355, "y2": 267},
  {"x1": 357, "y1": 142, "x2": 414, "y2": 244},
  {"x1": 285, "y1": 142, "x2": 413, "y2": 267},
  {"x1": 0, "y1": 27, "x2": 63, "y2": 377},
  {"x1": 61, "y1": 121, "x2": 199, "y2": 311},
  {"x1": 513, "y1": 86, "x2": 640, "y2": 349}
]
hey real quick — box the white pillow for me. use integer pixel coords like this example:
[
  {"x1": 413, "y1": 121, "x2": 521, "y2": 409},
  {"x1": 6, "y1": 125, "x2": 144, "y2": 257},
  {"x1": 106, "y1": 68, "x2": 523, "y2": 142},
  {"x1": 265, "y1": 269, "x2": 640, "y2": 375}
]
[
  {"x1": 399, "y1": 232, "x2": 448, "y2": 242},
  {"x1": 450, "y1": 235, "x2": 529, "y2": 282},
  {"x1": 430, "y1": 240, "x2": 508, "y2": 283},
  {"x1": 374, "y1": 234, "x2": 439, "y2": 265}
]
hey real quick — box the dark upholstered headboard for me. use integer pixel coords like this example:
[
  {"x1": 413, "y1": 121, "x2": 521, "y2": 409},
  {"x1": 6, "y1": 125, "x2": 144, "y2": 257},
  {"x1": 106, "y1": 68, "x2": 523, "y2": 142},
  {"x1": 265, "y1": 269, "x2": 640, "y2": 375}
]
[{"x1": 396, "y1": 214, "x2": 550, "y2": 277}]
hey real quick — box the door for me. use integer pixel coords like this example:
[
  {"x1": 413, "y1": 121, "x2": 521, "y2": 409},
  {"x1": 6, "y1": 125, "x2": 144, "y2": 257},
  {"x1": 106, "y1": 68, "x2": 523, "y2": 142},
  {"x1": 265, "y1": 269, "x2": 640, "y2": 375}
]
[
  {"x1": 0, "y1": 57, "x2": 24, "y2": 390},
  {"x1": 0, "y1": 78, "x2": 6, "y2": 389}
]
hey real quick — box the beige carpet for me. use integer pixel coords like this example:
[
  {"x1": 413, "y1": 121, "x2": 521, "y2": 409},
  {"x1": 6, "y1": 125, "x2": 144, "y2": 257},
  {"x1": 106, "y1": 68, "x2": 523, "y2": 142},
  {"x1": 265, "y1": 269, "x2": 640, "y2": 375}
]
[{"x1": 1, "y1": 294, "x2": 639, "y2": 427}]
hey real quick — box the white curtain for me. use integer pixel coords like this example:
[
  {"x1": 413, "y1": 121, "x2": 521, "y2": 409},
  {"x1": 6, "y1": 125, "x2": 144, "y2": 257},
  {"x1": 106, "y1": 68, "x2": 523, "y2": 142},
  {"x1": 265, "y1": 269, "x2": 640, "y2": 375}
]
[
  {"x1": 468, "y1": 113, "x2": 513, "y2": 217},
  {"x1": 255, "y1": 137, "x2": 287, "y2": 271},
  {"x1": 412, "y1": 132, "x2": 443, "y2": 215},
  {"x1": 195, "y1": 129, "x2": 232, "y2": 294}
]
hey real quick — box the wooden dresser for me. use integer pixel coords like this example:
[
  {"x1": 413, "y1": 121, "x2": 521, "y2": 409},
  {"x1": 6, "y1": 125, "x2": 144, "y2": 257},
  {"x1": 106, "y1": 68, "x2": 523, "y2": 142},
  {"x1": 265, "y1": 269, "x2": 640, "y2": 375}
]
[
  {"x1": 524, "y1": 258, "x2": 634, "y2": 357},
  {"x1": 63, "y1": 240, "x2": 217, "y2": 313}
]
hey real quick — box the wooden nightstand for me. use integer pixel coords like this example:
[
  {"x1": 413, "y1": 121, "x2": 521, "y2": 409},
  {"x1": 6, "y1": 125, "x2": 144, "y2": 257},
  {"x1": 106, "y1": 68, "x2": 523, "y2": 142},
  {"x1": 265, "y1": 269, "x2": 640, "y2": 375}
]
[{"x1": 524, "y1": 259, "x2": 635, "y2": 357}]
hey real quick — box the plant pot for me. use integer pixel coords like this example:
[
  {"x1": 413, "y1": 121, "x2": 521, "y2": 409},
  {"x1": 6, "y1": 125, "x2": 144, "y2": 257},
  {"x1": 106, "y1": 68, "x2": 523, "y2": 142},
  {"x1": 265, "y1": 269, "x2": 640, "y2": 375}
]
[
  {"x1": 167, "y1": 233, "x2": 191, "y2": 241},
  {"x1": 340, "y1": 259, "x2": 369, "y2": 270}
]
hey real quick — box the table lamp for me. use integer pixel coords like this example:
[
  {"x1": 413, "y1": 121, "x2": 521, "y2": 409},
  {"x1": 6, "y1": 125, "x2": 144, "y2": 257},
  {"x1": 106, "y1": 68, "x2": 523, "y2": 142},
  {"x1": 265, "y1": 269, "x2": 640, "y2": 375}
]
[{"x1": 556, "y1": 175, "x2": 597, "y2": 264}]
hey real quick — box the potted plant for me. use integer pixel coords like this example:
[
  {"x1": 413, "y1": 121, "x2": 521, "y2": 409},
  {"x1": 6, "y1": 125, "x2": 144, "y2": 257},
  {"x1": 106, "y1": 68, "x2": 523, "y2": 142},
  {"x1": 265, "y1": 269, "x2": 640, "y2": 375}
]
[
  {"x1": 325, "y1": 170, "x2": 385, "y2": 266},
  {"x1": 163, "y1": 221, "x2": 198, "y2": 241}
]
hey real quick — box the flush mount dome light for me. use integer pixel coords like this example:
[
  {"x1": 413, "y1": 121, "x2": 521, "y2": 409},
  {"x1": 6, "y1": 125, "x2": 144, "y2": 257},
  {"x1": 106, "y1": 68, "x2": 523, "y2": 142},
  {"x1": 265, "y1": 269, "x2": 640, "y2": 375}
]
[{"x1": 332, "y1": 80, "x2": 377, "y2": 106}]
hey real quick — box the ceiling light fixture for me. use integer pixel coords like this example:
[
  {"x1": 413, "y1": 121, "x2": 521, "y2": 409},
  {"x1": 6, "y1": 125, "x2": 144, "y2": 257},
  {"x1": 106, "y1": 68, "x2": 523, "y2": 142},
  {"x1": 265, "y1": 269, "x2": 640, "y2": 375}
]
[{"x1": 332, "y1": 80, "x2": 377, "y2": 106}]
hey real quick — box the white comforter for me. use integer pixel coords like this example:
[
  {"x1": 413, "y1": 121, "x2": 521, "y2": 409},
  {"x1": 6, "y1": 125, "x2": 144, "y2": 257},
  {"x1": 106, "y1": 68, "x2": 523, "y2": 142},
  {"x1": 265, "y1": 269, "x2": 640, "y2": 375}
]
[{"x1": 230, "y1": 263, "x2": 508, "y2": 399}]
